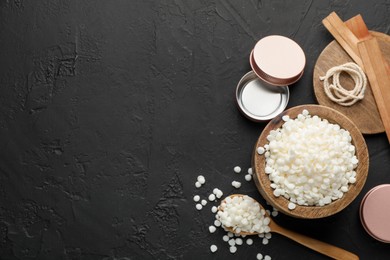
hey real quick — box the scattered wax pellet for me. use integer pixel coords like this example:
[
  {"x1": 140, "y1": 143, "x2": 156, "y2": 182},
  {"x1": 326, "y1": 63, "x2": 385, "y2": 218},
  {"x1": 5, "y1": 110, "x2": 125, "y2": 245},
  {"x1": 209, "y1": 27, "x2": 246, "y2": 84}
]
[
  {"x1": 262, "y1": 238, "x2": 269, "y2": 245},
  {"x1": 235, "y1": 238, "x2": 243, "y2": 245},
  {"x1": 223, "y1": 235, "x2": 229, "y2": 242},
  {"x1": 229, "y1": 246, "x2": 237, "y2": 254},
  {"x1": 213, "y1": 188, "x2": 223, "y2": 198},
  {"x1": 211, "y1": 206, "x2": 218, "y2": 213},
  {"x1": 201, "y1": 199, "x2": 207, "y2": 206},
  {"x1": 208, "y1": 194, "x2": 216, "y2": 201},
  {"x1": 195, "y1": 181, "x2": 201, "y2": 188},
  {"x1": 227, "y1": 232, "x2": 234, "y2": 238},
  {"x1": 228, "y1": 239, "x2": 236, "y2": 246},
  {"x1": 245, "y1": 174, "x2": 252, "y2": 181},
  {"x1": 264, "y1": 255, "x2": 271, "y2": 260},
  {"x1": 248, "y1": 167, "x2": 253, "y2": 175},
  {"x1": 210, "y1": 245, "x2": 218, "y2": 253},
  {"x1": 197, "y1": 175, "x2": 206, "y2": 184},
  {"x1": 209, "y1": 225, "x2": 216, "y2": 233},
  {"x1": 234, "y1": 166, "x2": 241, "y2": 173},
  {"x1": 232, "y1": 181, "x2": 241, "y2": 188},
  {"x1": 246, "y1": 238, "x2": 253, "y2": 245},
  {"x1": 196, "y1": 204, "x2": 202, "y2": 210},
  {"x1": 214, "y1": 220, "x2": 221, "y2": 227},
  {"x1": 265, "y1": 233, "x2": 272, "y2": 239},
  {"x1": 193, "y1": 195, "x2": 200, "y2": 202},
  {"x1": 257, "y1": 253, "x2": 263, "y2": 260}
]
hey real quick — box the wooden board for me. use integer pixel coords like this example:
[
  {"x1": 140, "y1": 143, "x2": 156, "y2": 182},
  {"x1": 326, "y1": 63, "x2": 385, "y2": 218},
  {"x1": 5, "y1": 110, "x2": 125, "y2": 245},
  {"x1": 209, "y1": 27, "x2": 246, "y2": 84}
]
[
  {"x1": 313, "y1": 31, "x2": 390, "y2": 134},
  {"x1": 252, "y1": 105, "x2": 369, "y2": 219}
]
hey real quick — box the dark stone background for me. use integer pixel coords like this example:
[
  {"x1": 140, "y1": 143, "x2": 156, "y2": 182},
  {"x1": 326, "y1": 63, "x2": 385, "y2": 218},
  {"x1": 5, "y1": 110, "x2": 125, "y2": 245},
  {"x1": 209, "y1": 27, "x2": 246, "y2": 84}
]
[{"x1": 1, "y1": 0, "x2": 389, "y2": 259}]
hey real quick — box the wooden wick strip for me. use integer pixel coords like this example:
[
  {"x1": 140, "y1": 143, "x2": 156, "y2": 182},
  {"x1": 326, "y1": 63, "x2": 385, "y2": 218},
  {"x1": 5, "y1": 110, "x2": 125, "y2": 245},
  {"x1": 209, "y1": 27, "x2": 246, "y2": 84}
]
[
  {"x1": 358, "y1": 38, "x2": 390, "y2": 143},
  {"x1": 322, "y1": 12, "x2": 364, "y2": 69}
]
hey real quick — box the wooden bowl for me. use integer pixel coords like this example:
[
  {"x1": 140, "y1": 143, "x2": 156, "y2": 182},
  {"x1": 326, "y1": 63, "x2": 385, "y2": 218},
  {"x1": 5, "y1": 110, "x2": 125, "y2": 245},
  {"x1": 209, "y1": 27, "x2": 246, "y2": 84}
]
[{"x1": 252, "y1": 104, "x2": 369, "y2": 219}]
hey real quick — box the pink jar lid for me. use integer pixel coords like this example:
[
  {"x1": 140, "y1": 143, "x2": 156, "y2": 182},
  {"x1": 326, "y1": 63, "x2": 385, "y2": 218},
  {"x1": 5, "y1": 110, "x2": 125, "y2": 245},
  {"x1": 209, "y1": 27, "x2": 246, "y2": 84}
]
[
  {"x1": 251, "y1": 35, "x2": 306, "y2": 86},
  {"x1": 360, "y1": 184, "x2": 390, "y2": 243}
]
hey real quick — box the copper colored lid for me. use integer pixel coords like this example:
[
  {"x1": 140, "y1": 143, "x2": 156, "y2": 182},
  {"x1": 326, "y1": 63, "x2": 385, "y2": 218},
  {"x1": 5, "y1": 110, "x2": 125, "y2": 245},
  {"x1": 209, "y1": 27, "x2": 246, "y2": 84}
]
[
  {"x1": 360, "y1": 184, "x2": 390, "y2": 243},
  {"x1": 250, "y1": 50, "x2": 303, "y2": 86},
  {"x1": 251, "y1": 35, "x2": 305, "y2": 85}
]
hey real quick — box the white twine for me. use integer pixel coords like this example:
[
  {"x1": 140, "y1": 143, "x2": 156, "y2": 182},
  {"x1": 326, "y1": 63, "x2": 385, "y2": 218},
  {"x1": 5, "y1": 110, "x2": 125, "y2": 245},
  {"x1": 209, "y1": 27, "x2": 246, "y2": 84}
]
[{"x1": 319, "y1": 62, "x2": 367, "y2": 106}]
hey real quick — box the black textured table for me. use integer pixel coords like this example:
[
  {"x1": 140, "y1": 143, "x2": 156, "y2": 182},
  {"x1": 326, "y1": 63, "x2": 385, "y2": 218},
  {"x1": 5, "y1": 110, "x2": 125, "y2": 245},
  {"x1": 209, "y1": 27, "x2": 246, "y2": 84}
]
[{"x1": 1, "y1": 1, "x2": 390, "y2": 259}]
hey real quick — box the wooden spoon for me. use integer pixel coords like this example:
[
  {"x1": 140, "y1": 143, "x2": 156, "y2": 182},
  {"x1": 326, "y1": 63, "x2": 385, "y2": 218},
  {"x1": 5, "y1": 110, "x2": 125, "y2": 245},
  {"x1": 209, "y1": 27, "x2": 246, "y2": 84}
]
[{"x1": 219, "y1": 194, "x2": 359, "y2": 260}]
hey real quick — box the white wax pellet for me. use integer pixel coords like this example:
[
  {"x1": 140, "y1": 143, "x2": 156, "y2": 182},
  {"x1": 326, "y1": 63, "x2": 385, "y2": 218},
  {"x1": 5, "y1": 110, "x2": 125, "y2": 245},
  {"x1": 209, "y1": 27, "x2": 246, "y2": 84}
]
[
  {"x1": 245, "y1": 174, "x2": 252, "y2": 181},
  {"x1": 282, "y1": 115, "x2": 290, "y2": 122},
  {"x1": 193, "y1": 195, "x2": 200, "y2": 202},
  {"x1": 246, "y1": 238, "x2": 253, "y2": 245},
  {"x1": 227, "y1": 232, "x2": 234, "y2": 238},
  {"x1": 248, "y1": 167, "x2": 253, "y2": 174},
  {"x1": 197, "y1": 175, "x2": 205, "y2": 184},
  {"x1": 228, "y1": 239, "x2": 235, "y2": 246},
  {"x1": 210, "y1": 244, "x2": 218, "y2": 253},
  {"x1": 273, "y1": 189, "x2": 282, "y2": 197},
  {"x1": 195, "y1": 181, "x2": 201, "y2": 188},
  {"x1": 232, "y1": 181, "x2": 241, "y2": 188},
  {"x1": 262, "y1": 238, "x2": 269, "y2": 245},
  {"x1": 341, "y1": 186, "x2": 348, "y2": 193},
  {"x1": 235, "y1": 238, "x2": 243, "y2": 245},
  {"x1": 223, "y1": 235, "x2": 229, "y2": 242},
  {"x1": 288, "y1": 202, "x2": 296, "y2": 210},
  {"x1": 229, "y1": 246, "x2": 237, "y2": 254},
  {"x1": 208, "y1": 194, "x2": 216, "y2": 201},
  {"x1": 264, "y1": 255, "x2": 271, "y2": 260},
  {"x1": 271, "y1": 210, "x2": 278, "y2": 217},
  {"x1": 201, "y1": 199, "x2": 207, "y2": 206},
  {"x1": 234, "y1": 166, "x2": 241, "y2": 173},
  {"x1": 214, "y1": 220, "x2": 221, "y2": 227},
  {"x1": 265, "y1": 233, "x2": 272, "y2": 239},
  {"x1": 257, "y1": 253, "x2": 263, "y2": 260},
  {"x1": 211, "y1": 206, "x2": 218, "y2": 213},
  {"x1": 258, "y1": 233, "x2": 264, "y2": 238},
  {"x1": 209, "y1": 225, "x2": 216, "y2": 233},
  {"x1": 196, "y1": 204, "x2": 202, "y2": 210},
  {"x1": 213, "y1": 188, "x2": 223, "y2": 199},
  {"x1": 257, "y1": 147, "x2": 265, "y2": 155}
]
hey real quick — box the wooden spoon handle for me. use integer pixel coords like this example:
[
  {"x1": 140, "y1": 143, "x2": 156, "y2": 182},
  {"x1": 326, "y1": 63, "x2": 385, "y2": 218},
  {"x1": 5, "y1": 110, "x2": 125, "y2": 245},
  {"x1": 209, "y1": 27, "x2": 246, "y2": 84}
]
[{"x1": 271, "y1": 223, "x2": 359, "y2": 260}]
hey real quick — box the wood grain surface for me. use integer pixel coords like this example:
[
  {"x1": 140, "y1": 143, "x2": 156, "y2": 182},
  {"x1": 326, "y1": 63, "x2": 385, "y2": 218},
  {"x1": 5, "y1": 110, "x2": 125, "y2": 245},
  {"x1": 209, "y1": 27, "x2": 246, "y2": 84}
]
[
  {"x1": 252, "y1": 105, "x2": 369, "y2": 219},
  {"x1": 358, "y1": 37, "x2": 390, "y2": 143},
  {"x1": 313, "y1": 31, "x2": 390, "y2": 134}
]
